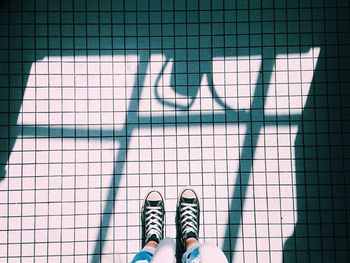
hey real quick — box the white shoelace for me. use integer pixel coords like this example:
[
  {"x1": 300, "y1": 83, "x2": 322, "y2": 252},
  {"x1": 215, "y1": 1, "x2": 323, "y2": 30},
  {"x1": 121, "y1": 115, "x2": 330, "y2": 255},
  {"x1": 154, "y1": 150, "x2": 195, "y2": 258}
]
[
  {"x1": 180, "y1": 202, "x2": 198, "y2": 236},
  {"x1": 145, "y1": 205, "x2": 163, "y2": 240}
]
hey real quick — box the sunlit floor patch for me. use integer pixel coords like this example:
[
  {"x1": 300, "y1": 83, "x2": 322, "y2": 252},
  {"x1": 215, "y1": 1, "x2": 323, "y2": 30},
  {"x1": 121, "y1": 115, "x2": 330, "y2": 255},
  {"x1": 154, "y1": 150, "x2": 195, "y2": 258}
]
[{"x1": 0, "y1": 45, "x2": 320, "y2": 262}]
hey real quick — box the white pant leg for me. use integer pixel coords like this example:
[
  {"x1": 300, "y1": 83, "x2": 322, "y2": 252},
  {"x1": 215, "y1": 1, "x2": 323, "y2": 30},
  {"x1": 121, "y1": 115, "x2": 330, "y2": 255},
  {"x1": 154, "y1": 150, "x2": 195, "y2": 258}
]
[
  {"x1": 151, "y1": 237, "x2": 176, "y2": 263},
  {"x1": 198, "y1": 243, "x2": 228, "y2": 263}
]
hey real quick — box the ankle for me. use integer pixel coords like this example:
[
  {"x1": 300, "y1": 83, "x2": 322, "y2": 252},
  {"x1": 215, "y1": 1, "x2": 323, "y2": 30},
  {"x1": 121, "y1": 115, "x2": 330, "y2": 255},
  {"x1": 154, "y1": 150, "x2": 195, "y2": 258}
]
[
  {"x1": 144, "y1": 240, "x2": 158, "y2": 251},
  {"x1": 185, "y1": 237, "x2": 200, "y2": 251}
]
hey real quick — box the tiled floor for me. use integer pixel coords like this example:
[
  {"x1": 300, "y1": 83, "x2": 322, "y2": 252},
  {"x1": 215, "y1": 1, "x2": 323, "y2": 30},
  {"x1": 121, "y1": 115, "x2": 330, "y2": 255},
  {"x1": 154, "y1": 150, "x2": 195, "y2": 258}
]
[{"x1": 1, "y1": 1, "x2": 350, "y2": 262}]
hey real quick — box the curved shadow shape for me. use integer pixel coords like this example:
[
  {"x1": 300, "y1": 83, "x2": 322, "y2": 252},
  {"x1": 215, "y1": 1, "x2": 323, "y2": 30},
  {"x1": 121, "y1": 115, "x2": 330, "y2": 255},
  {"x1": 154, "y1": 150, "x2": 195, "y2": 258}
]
[
  {"x1": 154, "y1": 57, "x2": 234, "y2": 112},
  {"x1": 154, "y1": 59, "x2": 197, "y2": 111}
]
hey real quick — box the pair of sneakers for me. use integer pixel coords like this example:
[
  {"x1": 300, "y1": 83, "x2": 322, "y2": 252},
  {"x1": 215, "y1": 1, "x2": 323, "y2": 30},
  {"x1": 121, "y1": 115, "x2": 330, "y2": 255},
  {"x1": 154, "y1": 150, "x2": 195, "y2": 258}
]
[{"x1": 142, "y1": 188, "x2": 200, "y2": 248}]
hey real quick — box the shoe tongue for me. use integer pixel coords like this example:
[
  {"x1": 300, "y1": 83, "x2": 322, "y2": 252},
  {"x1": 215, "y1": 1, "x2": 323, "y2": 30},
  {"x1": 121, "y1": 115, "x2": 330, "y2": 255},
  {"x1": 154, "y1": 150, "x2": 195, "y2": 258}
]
[
  {"x1": 148, "y1": 200, "x2": 161, "y2": 206},
  {"x1": 183, "y1": 197, "x2": 195, "y2": 204}
]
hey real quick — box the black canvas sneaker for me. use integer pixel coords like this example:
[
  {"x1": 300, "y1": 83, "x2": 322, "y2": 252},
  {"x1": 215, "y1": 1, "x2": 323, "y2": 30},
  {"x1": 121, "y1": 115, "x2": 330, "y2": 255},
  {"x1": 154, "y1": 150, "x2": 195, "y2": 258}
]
[
  {"x1": 178, "y1": 188, "x2": 200, "y2": 246},
  {"x1": 142, "y1": 190, "x2": 165, "y2": 245}
]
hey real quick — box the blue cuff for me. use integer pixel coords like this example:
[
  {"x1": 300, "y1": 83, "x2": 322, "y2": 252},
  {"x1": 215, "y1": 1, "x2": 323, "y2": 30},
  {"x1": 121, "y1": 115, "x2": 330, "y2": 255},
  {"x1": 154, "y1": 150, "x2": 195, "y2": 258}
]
[
  {"x1": 182, "y1": 245, "x2": 200, "y2": 263},
  {"x1": 131, "y1": 248, "x2": 154, "y2": 263}
]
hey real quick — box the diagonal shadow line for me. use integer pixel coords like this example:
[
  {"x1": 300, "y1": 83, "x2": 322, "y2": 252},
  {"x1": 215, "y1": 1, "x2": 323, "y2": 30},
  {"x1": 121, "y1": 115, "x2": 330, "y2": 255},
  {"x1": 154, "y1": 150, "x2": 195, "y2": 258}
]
[
  {"x1": 91, "y1": 136, "x2": 128, "y2": 261},
  {"x1": 223, "y1": 58, "x2": 275, "y2": 262},
  {"x1": 91, "y1": 53, "x2": 149, "y2": 263}
]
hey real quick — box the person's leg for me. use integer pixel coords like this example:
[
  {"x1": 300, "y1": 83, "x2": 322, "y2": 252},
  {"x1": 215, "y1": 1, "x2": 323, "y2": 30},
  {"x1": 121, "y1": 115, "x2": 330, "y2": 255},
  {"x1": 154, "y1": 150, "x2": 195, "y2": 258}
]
[
  {"x1": 178, "y1": 188, "x2": 228, "y2": 263},
  {"x1": 131, "y1": 190, "x2": 165, "y2": 263}
]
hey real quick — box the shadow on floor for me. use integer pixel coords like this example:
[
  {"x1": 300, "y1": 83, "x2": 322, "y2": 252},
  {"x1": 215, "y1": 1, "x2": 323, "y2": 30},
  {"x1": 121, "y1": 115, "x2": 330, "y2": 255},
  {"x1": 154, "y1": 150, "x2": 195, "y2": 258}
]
[
  {"x1": 0, "y1": 0, "x2": 349, "y2": 262},
  {"x1": 283, "y1": 30, "x2": 350, "y2": 263}
]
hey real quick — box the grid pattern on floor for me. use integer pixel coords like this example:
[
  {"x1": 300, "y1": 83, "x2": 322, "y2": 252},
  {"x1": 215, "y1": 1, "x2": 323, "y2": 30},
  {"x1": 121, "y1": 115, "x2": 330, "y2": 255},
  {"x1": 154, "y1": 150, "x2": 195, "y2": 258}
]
[{"x1": 0, "y1": 0, "x2": 350, "y2": 262}]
